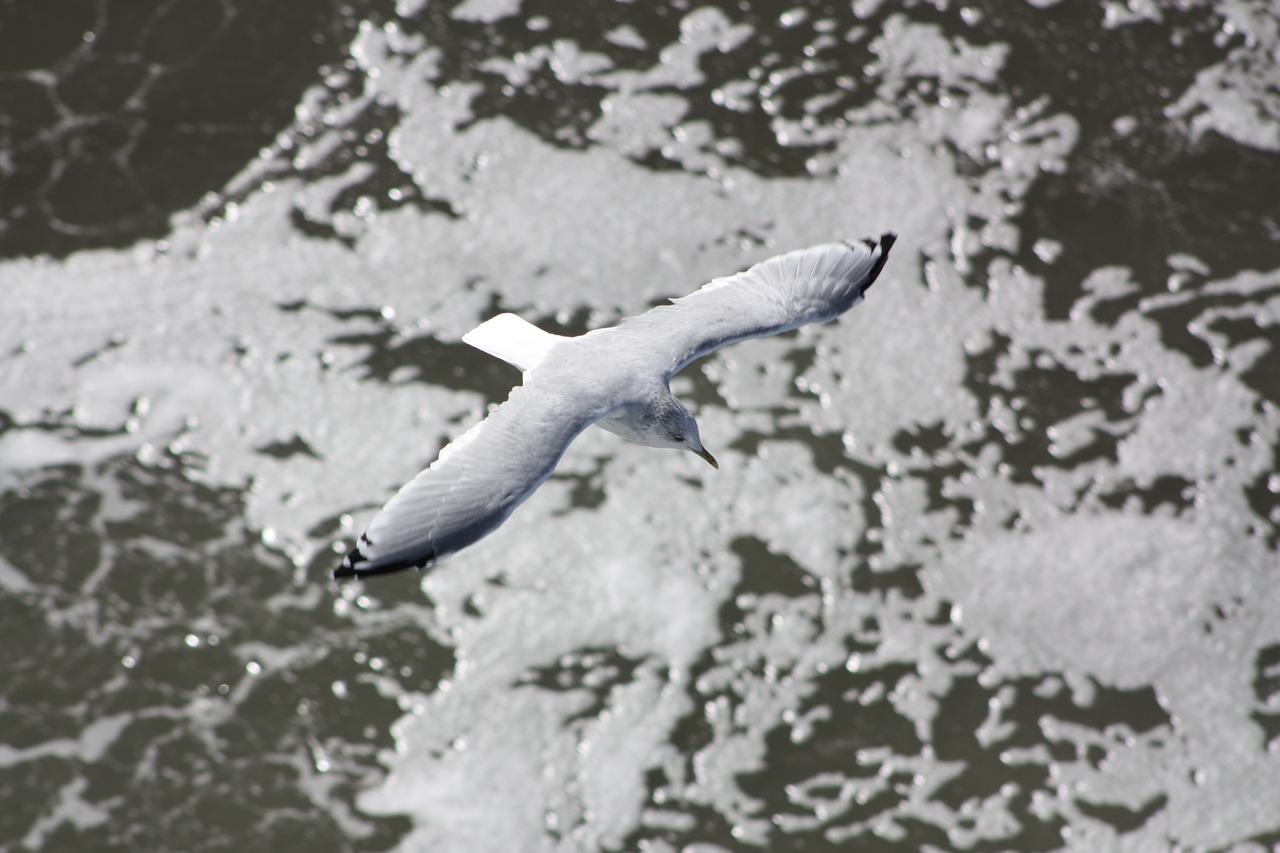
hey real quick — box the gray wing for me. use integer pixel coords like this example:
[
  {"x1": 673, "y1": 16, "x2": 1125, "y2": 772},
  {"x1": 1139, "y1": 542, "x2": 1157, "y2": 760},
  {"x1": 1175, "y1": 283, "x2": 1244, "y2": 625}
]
[
  {"x1": 334, "y1": 380, "x2": 613, "y2": 580},
  {"x1": 618, "y1": 234, "x2": 895, "y2": 377}
]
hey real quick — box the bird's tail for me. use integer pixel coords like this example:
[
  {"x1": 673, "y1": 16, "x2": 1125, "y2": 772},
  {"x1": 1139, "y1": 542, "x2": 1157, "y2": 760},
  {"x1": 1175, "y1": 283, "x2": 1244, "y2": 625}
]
[{"x1": 462, "y1": 313, "x2": 566, "y2": 373}]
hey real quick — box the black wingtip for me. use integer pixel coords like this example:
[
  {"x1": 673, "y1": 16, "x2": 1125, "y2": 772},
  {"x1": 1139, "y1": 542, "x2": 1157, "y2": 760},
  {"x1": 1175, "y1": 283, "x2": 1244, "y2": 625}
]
[
  {"x1": 332, "y1": 554, "x2": 361, "y2": 582},
  {"x1": 858, "y1": 232, "x2": 896, "y2": 290},
  {"x1": 331, "y1": 540, "x2": 438, "y2": 582},
  {"x1": 332, "y1": 537, "x2": 370, "y2": 582}
]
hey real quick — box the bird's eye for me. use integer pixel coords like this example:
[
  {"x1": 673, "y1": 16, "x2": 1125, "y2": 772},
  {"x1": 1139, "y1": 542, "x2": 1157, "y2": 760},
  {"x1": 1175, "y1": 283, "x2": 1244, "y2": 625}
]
[{"x1": 672, "y1": 433, "x2": 684, "y2": 442}]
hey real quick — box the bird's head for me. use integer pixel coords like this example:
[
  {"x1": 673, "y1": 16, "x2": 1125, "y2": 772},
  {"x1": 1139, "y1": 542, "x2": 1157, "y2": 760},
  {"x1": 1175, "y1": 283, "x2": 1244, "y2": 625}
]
[{"x1": 649, "y1": 393, "x2": 718, "y2": 469}]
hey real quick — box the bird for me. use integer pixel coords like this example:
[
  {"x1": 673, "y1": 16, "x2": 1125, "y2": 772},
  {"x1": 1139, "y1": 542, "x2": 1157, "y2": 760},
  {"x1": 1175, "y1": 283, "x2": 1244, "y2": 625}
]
[{"x1": 334, "y1": 233, "x2": 896, "y2": 580}]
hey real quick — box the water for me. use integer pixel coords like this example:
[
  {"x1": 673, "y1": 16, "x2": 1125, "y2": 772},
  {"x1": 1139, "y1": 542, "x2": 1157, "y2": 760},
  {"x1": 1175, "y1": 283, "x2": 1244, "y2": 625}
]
[{"x1": 2, "y1": 1, "x2": 1279, "y2": 850}]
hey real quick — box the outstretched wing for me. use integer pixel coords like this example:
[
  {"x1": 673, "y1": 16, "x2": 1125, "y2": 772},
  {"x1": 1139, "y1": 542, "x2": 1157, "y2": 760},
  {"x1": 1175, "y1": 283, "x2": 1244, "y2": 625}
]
[
  {"x1": 617, "y1": 234, "x2": 895, "y2": 377},
  {"x1": 334, "y1": 380, "x2": 613, "y2": 580}
]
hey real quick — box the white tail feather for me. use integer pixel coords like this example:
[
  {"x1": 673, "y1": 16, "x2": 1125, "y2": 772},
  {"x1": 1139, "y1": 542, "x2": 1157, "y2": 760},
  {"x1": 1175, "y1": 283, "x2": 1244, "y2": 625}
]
[{"x1": 462, "y1": 313, "x2": 566, "y2": 372}]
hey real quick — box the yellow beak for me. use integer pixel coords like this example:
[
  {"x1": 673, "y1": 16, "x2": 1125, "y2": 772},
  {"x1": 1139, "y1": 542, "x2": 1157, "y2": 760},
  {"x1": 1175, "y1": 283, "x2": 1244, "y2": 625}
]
[{"x1": 695, "y1": 446, "x2": 719, "y2": 469}]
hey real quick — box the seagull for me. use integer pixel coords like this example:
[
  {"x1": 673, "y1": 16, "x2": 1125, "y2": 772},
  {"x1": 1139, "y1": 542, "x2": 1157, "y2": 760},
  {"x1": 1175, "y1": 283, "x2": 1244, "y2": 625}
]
[{"x1": 334, "y1": 234, "x2": 895, "y2": 580}]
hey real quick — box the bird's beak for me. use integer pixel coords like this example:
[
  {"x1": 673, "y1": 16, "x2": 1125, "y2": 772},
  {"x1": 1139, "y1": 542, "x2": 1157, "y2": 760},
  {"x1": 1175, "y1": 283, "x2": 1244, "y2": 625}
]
[{"x1": 694, "y1": 446, "x2": 719, "y2": 469}]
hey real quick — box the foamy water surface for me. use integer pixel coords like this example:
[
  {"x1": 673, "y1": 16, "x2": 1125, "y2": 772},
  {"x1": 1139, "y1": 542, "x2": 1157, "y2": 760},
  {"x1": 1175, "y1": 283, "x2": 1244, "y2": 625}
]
[{"x1": 2, "y1": 1, "x2": 1279, "y2": 850}]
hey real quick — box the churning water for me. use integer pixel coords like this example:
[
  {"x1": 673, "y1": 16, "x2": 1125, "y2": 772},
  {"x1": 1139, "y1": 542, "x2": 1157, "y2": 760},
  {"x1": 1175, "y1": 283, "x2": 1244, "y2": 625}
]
[{"x1": 2, "y1": 1, "x2": 1279, "y2": 850}]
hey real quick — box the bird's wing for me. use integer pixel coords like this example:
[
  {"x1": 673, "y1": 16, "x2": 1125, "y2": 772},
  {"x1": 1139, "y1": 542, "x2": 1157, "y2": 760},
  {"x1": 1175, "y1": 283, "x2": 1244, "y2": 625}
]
[
  {"x1": 617, "y1": 234, "x2": 895, "y2": 377},
  {"x1": 334, "y1": 379, "x2": 614, "y2": 580}
]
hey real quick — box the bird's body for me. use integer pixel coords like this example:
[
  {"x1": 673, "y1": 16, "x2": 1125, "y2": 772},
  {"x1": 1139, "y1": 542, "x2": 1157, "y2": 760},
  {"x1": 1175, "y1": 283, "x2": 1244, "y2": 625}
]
[{"x1": 334, "y1": 234, "x2": 896, "y2": 580}]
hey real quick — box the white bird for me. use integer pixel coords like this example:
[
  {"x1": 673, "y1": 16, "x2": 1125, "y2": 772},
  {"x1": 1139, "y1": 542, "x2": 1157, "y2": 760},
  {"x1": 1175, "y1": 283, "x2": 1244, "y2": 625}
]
[{"x1": 334, "y1": 234, "x2": 896, "y2": 580}]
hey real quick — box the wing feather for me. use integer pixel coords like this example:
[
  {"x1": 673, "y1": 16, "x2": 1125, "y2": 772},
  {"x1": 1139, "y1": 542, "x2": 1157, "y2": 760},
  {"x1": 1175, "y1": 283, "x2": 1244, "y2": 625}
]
[
  {"x1": 334, "y1": 380, "x2": 614, "y2": 579},
  {"x1": 617, "y1": 234, "x2": 895, "y2": 377}
]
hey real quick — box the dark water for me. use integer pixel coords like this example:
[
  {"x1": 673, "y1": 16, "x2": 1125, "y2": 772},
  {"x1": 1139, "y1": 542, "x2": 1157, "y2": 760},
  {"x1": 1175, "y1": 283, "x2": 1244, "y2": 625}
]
[{"x1": 2, "y1": 1, "x2": 1279, "y2": 850}]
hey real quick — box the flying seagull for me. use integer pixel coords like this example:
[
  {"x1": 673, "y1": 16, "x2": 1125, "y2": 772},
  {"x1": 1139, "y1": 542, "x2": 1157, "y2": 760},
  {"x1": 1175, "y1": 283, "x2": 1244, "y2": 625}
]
[{"x1": 334, "y1": 233, "x2": 896, "y2": 580}]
